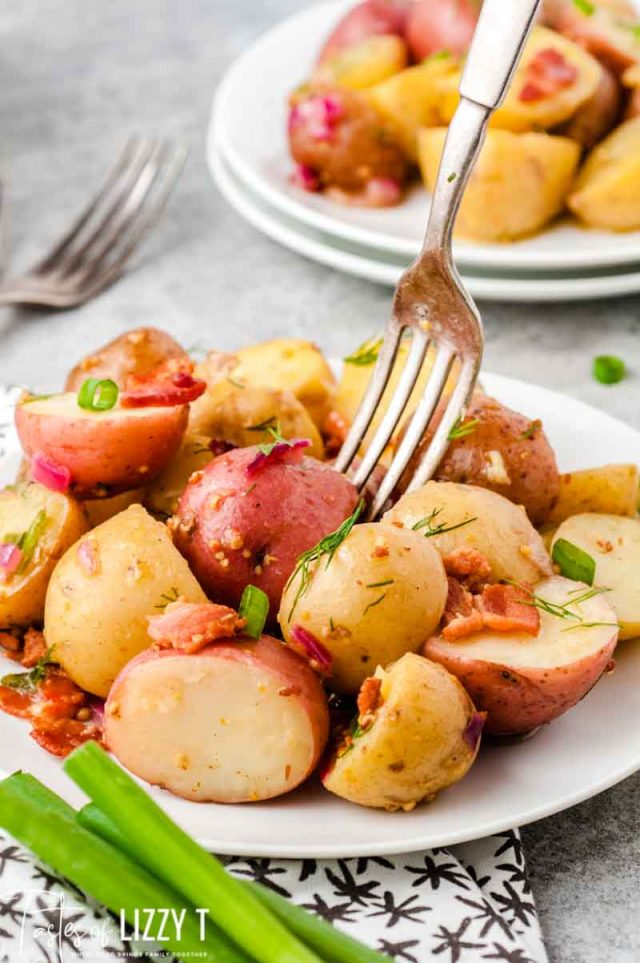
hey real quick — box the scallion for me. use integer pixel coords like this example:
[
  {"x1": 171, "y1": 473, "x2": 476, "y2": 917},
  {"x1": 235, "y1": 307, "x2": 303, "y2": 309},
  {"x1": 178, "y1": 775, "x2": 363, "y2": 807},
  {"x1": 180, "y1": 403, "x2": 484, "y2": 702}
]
[
  {"x1": 77, "y1": 378, "x2": 119, "y2": 411},
  {"x1": 238, "y1": 584, "x2": 269, "y2": 639},
  {"x1": 552, "y1": 538, "x2": 596, "y2": 586},
  {"x1": 593, "y1": 355, "x2": 625, "y2": 385}
]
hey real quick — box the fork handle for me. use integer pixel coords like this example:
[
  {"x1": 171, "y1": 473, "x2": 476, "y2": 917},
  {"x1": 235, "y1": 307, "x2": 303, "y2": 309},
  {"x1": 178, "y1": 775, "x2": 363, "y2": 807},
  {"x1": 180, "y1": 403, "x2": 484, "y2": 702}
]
[{"x1": 422, "y1": 0, "x2": 541, "y2": 254}]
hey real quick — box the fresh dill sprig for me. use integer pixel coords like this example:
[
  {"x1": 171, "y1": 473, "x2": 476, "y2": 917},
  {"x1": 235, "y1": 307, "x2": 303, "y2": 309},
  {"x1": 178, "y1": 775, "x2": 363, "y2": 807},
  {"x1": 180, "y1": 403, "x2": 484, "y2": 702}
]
[
  {"x1": 448, "y1": 416, "x2": 480, "y2": 441},
  {"x1": 1, "y1": 646, "x2": 56, "y2": 692},
  {"x1": 343, "y1": 336, "x2": 383, "y2": 367},
  {"x1": 155, "y1": 586, "x2": 181, "y2": 610},
  {"x1": 411, "y1": 507, "x2": 476, "y2": 538},
  {"x1": 505, "y1": 581, "x2": 618, "y2": 632},
  {"x1": 363, "y1": 593, "x2": 387, "y2": 616}
]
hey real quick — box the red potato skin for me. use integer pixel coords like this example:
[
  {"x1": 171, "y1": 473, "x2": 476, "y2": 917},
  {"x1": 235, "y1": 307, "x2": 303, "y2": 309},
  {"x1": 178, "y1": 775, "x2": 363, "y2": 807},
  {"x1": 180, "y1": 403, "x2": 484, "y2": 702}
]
[
  {"x1": 422, "y1": 634, "x2": 618, "y2": 735},
  {"x1": 172, "y1": 448, "x2": 358, "y2": 617},
  {"x1": 405, "y1": 0, "x2": 480, "y2": 60},
  {"x1": 557, "y1": 65, "x2": 622, "y2": 147},
  {"x1": 105, "y1": 635, "x2": 330, "y2": 802},
  {"x1": 318, "y1": 0, "x2": 410, "y2": 63},
  {"x1": 15, "y1": 401, "x2": 188, "y2": 497},
  {"x1": 65, "y1": 327, "x2": 188, "y2": 392}
]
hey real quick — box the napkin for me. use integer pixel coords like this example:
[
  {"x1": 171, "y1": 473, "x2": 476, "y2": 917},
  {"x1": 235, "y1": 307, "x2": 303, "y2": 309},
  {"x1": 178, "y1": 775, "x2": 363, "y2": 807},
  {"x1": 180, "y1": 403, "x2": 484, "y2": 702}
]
[{"x1": 0, "y1": 828, "x2": 547, "y2": 962}]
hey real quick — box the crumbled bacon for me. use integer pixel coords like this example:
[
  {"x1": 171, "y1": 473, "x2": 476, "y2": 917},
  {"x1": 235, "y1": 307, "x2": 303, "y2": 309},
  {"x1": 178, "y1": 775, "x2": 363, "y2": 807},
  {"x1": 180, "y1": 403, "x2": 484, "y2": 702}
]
[
  {"x1": 121, "y1": 358, "x2": 206, "y2": 408},
  {"x1": 519, "y1": 48, "x2": 578, "y2": 103},
  {"x1": 357, "y1": 676, "x2": 382, "y2": 728},
  {"x1": 21, "y1": 628, "x2": 47, "y2": 669},
  {"x1": 147, "y1": 600, "x2": 247, "y2": 654},
  {"x1": 442, "y1": 577, "x2": 484, "y2": 641},
  {"x1": 475, "y1": 583, "x2": 540, "y2": 636},
  {"x1": 442, "y1": 547, "x2": 492, "y2": 590}
]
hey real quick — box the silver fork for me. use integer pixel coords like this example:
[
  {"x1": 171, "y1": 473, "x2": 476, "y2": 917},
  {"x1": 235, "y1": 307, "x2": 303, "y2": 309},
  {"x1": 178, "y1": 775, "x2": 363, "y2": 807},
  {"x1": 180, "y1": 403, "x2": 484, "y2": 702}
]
[
  {"x1": 335, "y1": 0, "x2": 541, "y2": 520},
  {"x1": 0, "y1": 136, "x2": 187, "y2": 308}
]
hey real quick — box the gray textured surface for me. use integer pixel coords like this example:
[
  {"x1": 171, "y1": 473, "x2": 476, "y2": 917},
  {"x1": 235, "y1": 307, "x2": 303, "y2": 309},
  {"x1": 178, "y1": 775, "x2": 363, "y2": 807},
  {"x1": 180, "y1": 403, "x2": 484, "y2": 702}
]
[{"x1": 1, "y1": 1, "x2": 639, "y2": 960}]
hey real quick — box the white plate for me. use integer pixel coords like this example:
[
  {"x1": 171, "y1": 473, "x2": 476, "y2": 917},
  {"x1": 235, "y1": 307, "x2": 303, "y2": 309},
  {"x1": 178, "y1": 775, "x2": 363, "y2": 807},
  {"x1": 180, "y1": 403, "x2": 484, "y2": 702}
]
[
  {"x1": 212, "y1": 144, "x2": 640, "y2": 302},
  {"x1": 1, "y1": 377, "x2": 640, "y2": 857},
  {"x1": 211, "y1": 0, "x2": 640, "y2": 275}
]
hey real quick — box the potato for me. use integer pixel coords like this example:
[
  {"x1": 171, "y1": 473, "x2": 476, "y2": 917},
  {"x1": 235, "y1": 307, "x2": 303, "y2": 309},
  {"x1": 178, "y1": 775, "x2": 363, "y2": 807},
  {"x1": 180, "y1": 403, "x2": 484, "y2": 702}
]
[
  {"x1": 106, "y1": 633, "x2": 329, "y2": 802},
  {"x1": 278, "y1": 521, "x2": 448, "y2": 693},
  {"x1": 144, "y1": 433, "x2": 214, "y2": 519},
  {"x1": 418, "y1": 128, "x2": 580, "y2": 241},
  {"x1": 0, "y1": 482, "x2": 88, "y2": 628},
  {"x1": 172, "y1": 446, "x2": 358, "y2": 617},
  {"x1": 314, "y1": 35, "x2": 408, "y2": 90},
  {"x1": 189, "y1": 352, "x2": 323, "y2": 458},
  {"x1": 230, "y1": 339, "x2": 337, "y2": 430},
  {"x1": 399, "y1": 392, "x2": 560, "y2": 525},
  {"x1": 424, "y1": 575, "x2": 619, "y2": 733},
  {"x1": 321, "y1": 654, "x2": 481, "y2": 811},
  {"x1": 439, "y1": 27, "x2": 602, "y2": 131},
  {"x1": 552, "y1": 513, "x2": 640, "y2": 639},
  {"x1": 45, "y1": 504, "x2": 206, "y2": 697},
  {"x1": 543, "y1": 0, "x2": 640, "y2": 76},
  {"x1": 16, "y1": 392, "x2": 188, "y2": 497},
  {"x1": 568, "y1": 117, "x2": 640, "y2": 231},
  {"x1": 622, "y1": 64, "x2": 640, "y2": 119},
  {"x1": 84, "y1": 489, "x2": 146, "y2": 528},
  {"x1": 557, "y1": 65, "x2": 622, "y2": 149},
  {"x1": 318, "y1": 0, "x2": 408, "y2": 64},
  {"x1": 547, "y1": 464, "x2": 639, "y2": 526},
  {"x1": 385, "y1": 481, "x2": 553, "y2": 583},
  {"x1": 405, "y1": 0, "x2": 478, "y2": 60},
  {"x1": 65, "y1": 327, "x2": 188, "y2": 392},
  {"x1": 365, "y1": 56, "x2": 460, "y2": 159}
]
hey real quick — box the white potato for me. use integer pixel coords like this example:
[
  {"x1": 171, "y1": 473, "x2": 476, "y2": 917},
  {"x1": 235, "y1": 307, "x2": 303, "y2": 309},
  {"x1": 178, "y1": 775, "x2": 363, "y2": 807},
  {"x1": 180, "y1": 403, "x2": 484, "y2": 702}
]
[{"x1": 552, "y1": 513, "x2": 640, "y2": 639}]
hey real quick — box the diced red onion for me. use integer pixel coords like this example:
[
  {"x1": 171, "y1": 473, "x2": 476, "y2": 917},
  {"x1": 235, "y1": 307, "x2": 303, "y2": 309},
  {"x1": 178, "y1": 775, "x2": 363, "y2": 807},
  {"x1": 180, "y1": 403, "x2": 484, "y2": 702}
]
[
  {"x1": 463, "y1": 711, "x2": 486, "y2": 752},
  {"x1": 31, "y1": 453, "x2": 72, "y2": 493},
  {"x1": 288, "y1": 94, "x2": 343, "y2": 141},
  {"x1": 87, "y1": 696, "x2": 105, "y2": 727},
  {"x1": 291, "y1": 164, "x2": 321, "y2": 193},
  {"x1": 0, "y1": 544, "x2": 22, "y2": 579},
  {"x1": 245, "y1": 438, "x2": 311, "y2": 476},
  {"x1": 289, "y1": 624, "x2": 333, "y2": 676}
]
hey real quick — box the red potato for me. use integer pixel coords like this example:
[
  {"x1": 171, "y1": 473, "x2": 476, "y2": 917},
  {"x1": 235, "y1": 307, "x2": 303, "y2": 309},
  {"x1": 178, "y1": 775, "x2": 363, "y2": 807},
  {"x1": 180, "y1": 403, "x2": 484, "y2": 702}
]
[
  {"x1": 15, "y1": 393, "x2": 188, "y2": 497},
  {"x1": 65, "y1": 327, "x2": 188, "y2": 392},
  {"x1": 106, "y1": 635, "x2": 329, "y2": 803},
  {"x1": 542, "y1": 0, "x2": 640, "y2": 76},
  {"x1": 172, "y1": 446, "x2": 358, "y2": 617},
  {"x1": 318, "y1": 0, "x2": 409, "y2": 64},
  {"x1": 424, "y1": 575, "x2": 619, "y2": 734},
  {"x1": 557, "y1": 63, "x2": 622, "y2": 147},
  {"x1": 405, "y1": 0, "x2": 480, "y2": 60}
]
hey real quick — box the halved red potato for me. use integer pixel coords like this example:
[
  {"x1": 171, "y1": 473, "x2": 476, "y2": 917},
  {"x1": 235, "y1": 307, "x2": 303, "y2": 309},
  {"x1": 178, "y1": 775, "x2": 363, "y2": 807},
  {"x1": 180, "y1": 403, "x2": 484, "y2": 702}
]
[
  {"x1": 385, "y1": 481, "x2": 553, "y2": 584},
  {"x1": 542, "y1": 0, "x2": 640, "y2": 76},
  {"x1": 322, "y1": 653, "x2": 481, "y2": 811},
  {"x1": 424, "y1": 575, "x2": 619, "y2": 734},
  {"x1": 278, "y1": 521, "x2": 447, "y2": 693},
  {"x1": 557, "y1": 64, "x2": 622, "y2": 148},
  {"x1": 65, "y1": 327, "x2": 188, "y2": 392},
  {"x1": 405, "y1": 0, "x2": 479, "y2": 60},
  {"x1": 16, "y1": 393, "x2": 188, "y2": 497},
  {"x1": 106, "y1": 635, "x2": 329, "y2": 802},
  {"x1": 318, "y1": 0, "x2": 409, "y2": 64},
  {"x1": 172, "y1": 446, "x2": 358, "y2": 617}
]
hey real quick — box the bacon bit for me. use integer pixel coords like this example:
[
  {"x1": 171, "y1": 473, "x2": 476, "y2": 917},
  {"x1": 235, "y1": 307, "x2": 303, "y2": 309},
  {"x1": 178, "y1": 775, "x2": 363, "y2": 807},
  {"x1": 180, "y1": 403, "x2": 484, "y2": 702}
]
[
  {"x1": 278, "y1": 684, "x2": 301, "y2": 697},
  {"x1": 77, "y1": 540, "x2": 101, "y2": 576},
  {"x1": 21, "y1": 629, "x2": 47, "y2": 668},
  {"x1": 372, "y1": 535, "x2": 389, "y2": 559},
  {"x1": 519, "y1": 48, "x2": 578, "y2": 102},
  {"x1": 442, "y1": 577, "x2": 485, "y2": 641},
  {"x1": 148, "y1": 600, "x2": 247, "y2": 654},
  {"x1": 245, "y1": 439, "x2": 311, "y2": 476},
  {"x1": 0, "y1": 630, "x2": 21, "y2": 655},
  {"x1": 31, "y1": 454, "x2": 72, "y2": 493},
  {"x1": 323, "y1": 410, "x2": 349, "y2": 458},
  {"x1": 476, "y1": 583, "x2": 540, "y2": 636},
  {"x1": 289, "y1": 624, "x2": 333, "y2": 676},
  {"x1": 596, "y1": 539, "x2": 614, "y2": 554},
  {"x1": 121, "y1": 359, "x2": 206, "y2": 408},
  {"x1": 357, "y1": 677, "x2": 382, "y2": 729},
  {"x1": 443, "y1": 547, "x2": 492, "y2": 590}
]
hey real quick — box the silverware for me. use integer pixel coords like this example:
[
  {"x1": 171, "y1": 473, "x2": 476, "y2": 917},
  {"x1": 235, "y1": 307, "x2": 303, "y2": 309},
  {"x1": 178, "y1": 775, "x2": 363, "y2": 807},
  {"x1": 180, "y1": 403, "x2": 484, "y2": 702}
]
[
  {"x1": 335, "y1": 0, "x2": 541, "y2": 520},
  {"x1": 0, "y1": 136, "x2": 187, "y2": 309}
]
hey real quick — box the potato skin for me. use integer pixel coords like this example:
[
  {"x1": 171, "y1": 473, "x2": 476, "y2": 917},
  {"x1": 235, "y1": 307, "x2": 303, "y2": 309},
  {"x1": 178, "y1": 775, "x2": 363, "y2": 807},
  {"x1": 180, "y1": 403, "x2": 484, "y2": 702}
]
[
  {"x1": 279, "y1": 522, "x2": 448, "y2": 694},
  {"x1": 557, "y1": 64, "x2": 621, "y2": 149},
  {"x1": 173, "y1": 448, "x2": 358, "y2": 617},
  {"x1": 45, "y1": 504, "x2": 206, "y2": 697},
  {"x1": 322, "y1": 654, "x2": 480, "y2": 811},
  {"x1": 402, "y1": 393, "x2": 560, "y2": 525},
  {"x1": 546, "y1": 463, "x2": 639, "y2": 526},
  {"x1": 16, "y1": 393, "x2": 188, "y2": 497},
  {"x1": 424, "y1": 575, "x2": 619, "y2": 733},
  {"x1": 106, "y1": 635, "x2": 329, "y2": 803},
  {"x1": 65, "y1": 327, "x2": 188, "y2": 392},
  {"x1": 568, "y1": 116, "x2": 640, "y2": 231},
  {"x1": 0, "y1": 482, "x2": 88, "y2": 628},
  {"x1": 385, "y1": 481, "x2": 552, "y2": 584}
]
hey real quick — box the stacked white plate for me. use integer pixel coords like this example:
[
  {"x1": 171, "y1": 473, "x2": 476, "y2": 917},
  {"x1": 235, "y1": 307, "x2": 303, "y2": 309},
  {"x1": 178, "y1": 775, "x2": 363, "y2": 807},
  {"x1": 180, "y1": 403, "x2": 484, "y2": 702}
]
[{"x1": 209, "y1": 0, "x2": 640, "y2": 303}]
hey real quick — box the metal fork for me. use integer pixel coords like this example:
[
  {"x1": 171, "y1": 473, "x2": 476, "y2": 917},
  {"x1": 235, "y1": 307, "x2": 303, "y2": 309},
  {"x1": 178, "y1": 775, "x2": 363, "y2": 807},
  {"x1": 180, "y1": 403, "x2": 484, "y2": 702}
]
[
  {"x1": 0, "y1": 136, "x2": 187, "y2": 308},
  {"x1": 335, "y1": 0, "x2": 541, "y2": 520}
]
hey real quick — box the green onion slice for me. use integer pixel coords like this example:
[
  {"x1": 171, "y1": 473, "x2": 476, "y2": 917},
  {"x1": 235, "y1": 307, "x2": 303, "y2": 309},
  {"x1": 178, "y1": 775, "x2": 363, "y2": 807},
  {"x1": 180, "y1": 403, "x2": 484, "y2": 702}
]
[
  {"x1": 77, "y1": 378, "x2": 119, "y2": 411},
  {"x1": 552, "y1": 538, "x2": 596, "y2": 586},
  {"x1": 593, "y1": 355, "x2": 625, "y2": 385},
  {"x1": 238, "y1": 584, "x2": 269, "y2": 639}
]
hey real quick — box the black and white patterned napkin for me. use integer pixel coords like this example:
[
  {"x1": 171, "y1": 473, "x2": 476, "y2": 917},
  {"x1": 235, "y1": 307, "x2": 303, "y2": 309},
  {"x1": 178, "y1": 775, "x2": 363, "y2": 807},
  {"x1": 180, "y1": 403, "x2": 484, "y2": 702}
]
[{"x1": 0, "y1": 828, "x2": 547, "y2": 963}]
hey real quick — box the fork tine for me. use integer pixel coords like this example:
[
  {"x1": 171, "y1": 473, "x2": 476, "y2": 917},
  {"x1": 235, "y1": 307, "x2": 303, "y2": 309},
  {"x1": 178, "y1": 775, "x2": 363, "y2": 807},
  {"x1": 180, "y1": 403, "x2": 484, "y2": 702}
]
[
  {"x1": 367, "y1": 345, "x2": 456, "y2": 520},
  {"x1": 33, "y1": 135, "x2": 145, "y2": 275},
  {"x1": 54, "y1": 138, "x2": 162, "y2": 279},
  {"x1": 351, "y1": 330, "x2": 429, "y2": 491},
  {"x1": 333, "y1": 325, "x2": 403, "y2": 475},
  {"x1": 69, "y1": 144, "x2": 188, "y2": 298},
  {"x1": 405, "y1": 358, "x2": 478, "y2": 495}
]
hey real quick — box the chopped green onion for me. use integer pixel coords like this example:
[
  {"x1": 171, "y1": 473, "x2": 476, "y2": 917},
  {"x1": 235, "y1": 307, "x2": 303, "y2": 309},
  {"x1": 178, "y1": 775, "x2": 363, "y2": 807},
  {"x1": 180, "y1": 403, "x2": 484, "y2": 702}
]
[
  {"x1": 573, "y1": 0, "x2": 595, "y2": 14},
  {"x1": 425, "y1": 49, "x2": 452, "y2": 61},
  {"x1": 447, "y1": 171, "x2": 457, "y2": 183},
  {"x1": 238, "y1": 584, "x2": 269, "y2": 638},
  {"x1": 552, "y1": 538, "x2": 596, "y2": 586},
  {"x1": 64, "y1": 742, "x2": 321, "y2": 963},
  {"x1": 593, "y1": 355, "x2": 625, "y2": 385},
  {"x1": 0, "y1": 773, "x2": 244, "y2": 963},
  {"x1": 77, "y1": 378, "x2": 119, "y2": 411},
  {"x1": 344, "y1": 336, "x2": 383, "y2": 366}
]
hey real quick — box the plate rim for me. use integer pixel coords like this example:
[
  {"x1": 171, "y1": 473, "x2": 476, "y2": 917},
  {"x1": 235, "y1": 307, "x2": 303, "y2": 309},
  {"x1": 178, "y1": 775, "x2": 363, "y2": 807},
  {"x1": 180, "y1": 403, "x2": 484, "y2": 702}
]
[{"x1": 212, "y1": 0, "x2": 640, "y2": 275}]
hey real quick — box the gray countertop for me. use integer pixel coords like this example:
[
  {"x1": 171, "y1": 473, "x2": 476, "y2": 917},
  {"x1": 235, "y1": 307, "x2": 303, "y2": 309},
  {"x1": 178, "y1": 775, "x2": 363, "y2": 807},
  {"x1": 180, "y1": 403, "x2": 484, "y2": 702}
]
[{"x1": 1, "y1": 1, "x2": 639, "y2": 960}]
